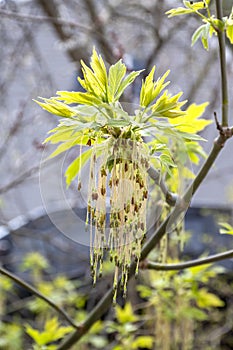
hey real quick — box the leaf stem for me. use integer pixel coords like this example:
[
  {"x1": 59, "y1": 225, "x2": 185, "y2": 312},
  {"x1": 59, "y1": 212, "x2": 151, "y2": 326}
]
[
  {"x1": 215, "y1": 0, "x2": 229, "y2": 127},
  {"x1": 143, "y1": 249, "x2": 233, "y2": 271}
]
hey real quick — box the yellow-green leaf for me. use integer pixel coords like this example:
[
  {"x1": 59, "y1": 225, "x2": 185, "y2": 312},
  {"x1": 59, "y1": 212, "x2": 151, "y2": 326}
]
[
  {"x1": 196, "y1": 288, "x2": 225, "y2": 308},
  {"x1": 132, "y1": 336, "x2": 154, "y2": 349},
  {"x1": 34, "y1": 98, "x2": 77, "y2": 118},
  {"x1": 48, "y1": 136, "x2": 89, "y2": 159},
  {"x1": 108, "y1": 59, "x2": 127, "y2": 102},
  {"x1": 226, "y1": 24, "x2": 233, "y2": 44},
  {"x1": 115, "y1": 302, "x2": 138, "y2": 324},
  {"x1": 115, "y1": 70, "x2": 143, "y2": 101},
  {"x1": 57, "y1": 91, "x2": 102, "y2": 106},
  {"x1": 166, "y1": 7, "x2": 194, "y2": 17},
  {"x1": 183, "y1": 0, "x2": 206, "y2": 11},
  {"x1": 219, "y1": 222, "x2": 233, "y2": 235},
  {"x1": 140, "y1": 67, "x2": 170, "y2": 107},
  {"x1": 65, "y1": 148, "x2": 93, "y2": 186},
  {"x1": 169, "y1": 102, "x2": 211, "y2": 133}
]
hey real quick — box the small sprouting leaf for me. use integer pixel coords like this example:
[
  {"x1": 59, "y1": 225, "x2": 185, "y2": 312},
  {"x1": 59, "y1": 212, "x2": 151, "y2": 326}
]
[
  {"x1": 183, "y1": 307, "x2": 208, "y2": 321},
  {"x1": 34, "y1": 98, "x2": 77, "y2": 118},
  {"x1": 177, "y1": 130, "x2": 206, "y2": 141},
  {"x1": 25, "y1": 326, "x2": 41, "y2": 344},
  {"x1": 140, "y1": 66, "x2": 170, "y2": 107},
  {"x1": 79, "y1": 51, "x2": 107, "y2": 100},
  {"x1": 108, "y1": 60, "x2": 127, "y2": 102},
  {"x1": 166, "y1": 0, "x2": 207, "y2": 17},
  {"x1": 90, "y1": 47, "x2": 108, "y2": 95},
  {"x1": 192, "y1": 24, "x2": 207, "y2": 46},
  {"x1": 115, "y1": 302, "x2": 138, "y2": 324},
  {"x1": 115, "y1": 70, "x2": 144, "y2": 101},
  {"x1": 169, "y1": 102, "x2": 211, "y2": 133},
  {"x1": 132, "y1": 336, "x2": 154, "y2": 349},
  {"x1": 57, "y1": 91, "x2": 102, "y2": 106},
  {"x1": 226, "y1": 21, "x2": 233, "y2": 44},
  {"x1": 48, "y1": 136, "x2": 89, "y2": 159},
  {"x1": 137, "y1": 285, "x2": 153, "y2": 299},
  {"x1": 166, "y1": 7, "x2": 194, "y2": 18},
  {"x1": 219, "y1": 222, "x2": 233, "y2": 235},
  {"x1": 151, "y1": 91, "x2": 187, "y2": 119},
  {"x1": 196, "y1": 288, "x2": 225, "y2": 308},
  {"x1": 65, "y1": 148, "x2": 93, "y2": 187},
  {"x1": 26, "y1": 318, "x2": 73, "y2": 346},
  {"x1": 183, "y1": 0, "x2": 206, "y2": 11}
]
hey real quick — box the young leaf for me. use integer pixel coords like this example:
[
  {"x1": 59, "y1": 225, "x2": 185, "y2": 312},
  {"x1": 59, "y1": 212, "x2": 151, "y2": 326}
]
[
  {"x1": 226, "y1": 23, "x2": 233, "y2": 44},
  {"x1": 48, "y1": 136, "x2": 89, "y2": 159},
  {"x1": 166, "y1": 7, "x2": 194, "y2": 18},
  {"x1": 90, "y1": 48, "x2": 108, "y2": 95},
  {"x1": 169, "y1": 102, "x2": 211, "y2": 133},
  {"x1": 192, "y1": 24, "x2": 207, "y2": 47},
  {"x1": 44, "y1": 126, "x2": 83, "y2": 144},
  {"x1": 219, "y1": 222, "x2": 233, "y2": 235},
  {"x1": 108, "y1": 60, "x2": 127, "y2": 102},
  {"x1": 65, "y1": 148, "x2": 93, "y2": 187},
  {"x1": 132, "y1": 336, "x2": 154, "y2": 349},
  {"x1": 34, "y1": 98, "x2": 77, "y2": 118},
  {"x1": 140, "y1": 67, "x2": 170, "y2": 107},
  {"x1": 115, "y1": 302, "x2": 138, "y2": 324},
  {"x1": 183, "y1": 0, "x2": 206, "y2": 11},
  {"x1": 196, "y1": 288, "x2": 225, "y2": 308},
  {"x1": 56, "y1": 91, "x2": 102, "y2": 106},
  {"x1": 115, "y1": 70, "x2": 144, "y2": 101}
]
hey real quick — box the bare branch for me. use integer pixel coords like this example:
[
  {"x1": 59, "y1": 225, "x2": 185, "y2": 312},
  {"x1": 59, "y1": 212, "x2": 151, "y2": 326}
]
[
  {"x1": 83, "y1": 0, "x2": 114, "y2": 64},
  {"x1": 215, "y1": 0, "x2": 229, "y2": 127},
  {"x1": 141, "y1": 249, "x2": 233, "y2": 271},
  {"x1": 0, "y1": 159, "x2": 53, "y2": 195},
  {"x1": 0, "y1": 102, "x2": 26, "y2": 160},
  {"x1": 0, "y1": 266, "x2": 79, "y2": 329},
  {"x1": 147, "y1": 167, "x2": 177, "y2": 206},
  {"x1": 0, "y1": 8, "x2": 91, "y2": 32}
]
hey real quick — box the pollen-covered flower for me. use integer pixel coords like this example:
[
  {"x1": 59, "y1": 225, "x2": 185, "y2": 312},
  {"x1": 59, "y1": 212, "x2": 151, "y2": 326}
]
[{"x1": 87, "y1": 134, "x2": 149, "y2": 301}]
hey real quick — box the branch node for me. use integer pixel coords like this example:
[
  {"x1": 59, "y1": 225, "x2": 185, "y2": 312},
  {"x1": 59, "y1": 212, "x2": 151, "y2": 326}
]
[
  {"x1": 139, "y1": 259, "x2": 148, "y2": 270},
  {"x1": 214, "y1": 111, "x2": 223, "y2": 133}
]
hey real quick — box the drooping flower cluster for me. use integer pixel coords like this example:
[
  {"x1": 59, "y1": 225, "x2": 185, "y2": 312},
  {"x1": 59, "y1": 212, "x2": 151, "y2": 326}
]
[{"x1": 87, "y1": 133, "x2": 149, "y2": 298}]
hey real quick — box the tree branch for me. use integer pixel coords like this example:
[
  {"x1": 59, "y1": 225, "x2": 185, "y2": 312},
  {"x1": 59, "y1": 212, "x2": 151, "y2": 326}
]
[
  {"x1": 147, "y1": 167, "x2": 177, "y2": 206},
  {"x1": 215, "y1": 0, "x2": 229, "y2": 127},
  {"x1": 0, "y1": 8, "x2": 90, "y2": 32},
  {"x1": 190, "y1": 131, "x2": 232, "y2": 197},
  {"x1": 0, "y1": 266, "x2": 79, "y2": 329},
  {"x1": 37, "y1": 0, "x2": 90, "y2": 65},
  {"x1": 142, "y1": 249, "x2": 233, "y2": 271},
  {"x1": 0, "y1": 158, "x2": 55, "y2": 195},
  {"x1": 84, "y1": 0, "x2": 114, "y2": 64}
]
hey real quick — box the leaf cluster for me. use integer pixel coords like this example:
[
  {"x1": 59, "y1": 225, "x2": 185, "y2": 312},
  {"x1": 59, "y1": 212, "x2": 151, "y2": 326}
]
[
  {"x1": 35, "y1": 48, "x2": 211, "y2": 188},
  {"x1": 166, "y1": 0, "x2": 233, "y2": 49}
]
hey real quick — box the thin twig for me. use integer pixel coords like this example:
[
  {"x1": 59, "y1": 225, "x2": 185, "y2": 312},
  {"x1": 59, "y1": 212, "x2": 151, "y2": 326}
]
[
  {"x1": 0, "y1": 9, "x2": 91, "y2": 32},
  {"x1": 147, "y1": 167, "x2": 177, "y2": 206},
  {"x1": 0, "y1": 266, "x2": 79, "y2": 329},
  {"x1": 0, "y1": 158, "x2": 54, "y2": 195},
  {"x1": 142, "y1": 249, "x2": 233, "y2": 271},
  {"x1": 215, "y1": 0, "x2": 229, "y2": 127}
]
